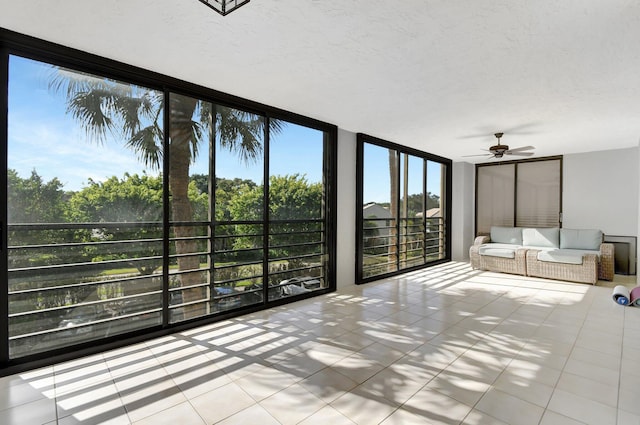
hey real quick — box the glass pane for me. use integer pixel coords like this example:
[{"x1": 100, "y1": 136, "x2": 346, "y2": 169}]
[
  {"x1": 516, "y1": 160, "x2": 561, "y2": 228},
  {"x1": 362, "y1": 143, "x2": 398, "y2": 278},
  {"x1": 268, "y1": 120, "x2": 327, "y2": 301},
  {"x1": 213, "y1": 106, "x2": 265, "y2": 310},
  {"x1": 168, "y1": 93, "x2": 213, "y2": 322},
  {"x1": 7, "y1": 55, "x2": 164, "y2": 358},
  {"x1": 426, "y1": 161, "x2": 446, "y2": 261},
  {"x1": 213, "y1": 224, "x2": 264, "y2": 311},
  {"x1": 400, "y1": 154, "x2": 425, "y2": 268},
  {"x1": 476, "y1": 164, "x2": 515, "y2": 235}
]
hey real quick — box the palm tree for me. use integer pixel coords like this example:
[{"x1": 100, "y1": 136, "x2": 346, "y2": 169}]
[{"x1": 49, "y1": 67, "x2": 281, "y2": 318}]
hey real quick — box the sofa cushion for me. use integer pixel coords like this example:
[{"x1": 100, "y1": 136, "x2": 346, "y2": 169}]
[
  {"x1": 536, "y1": 249, "x2": 600, "y2": 265},
  {"x1": 479, "y1": 243, "x2": 520, "y2": 259},
  {"x1": 491, "y1": 226, "x2": 522, "y2": 245},
  {"x1": 522, "y1": 228, "x2": 559, "y2": 248},
  {"x1": 560, "y1": 229, "x2": 603, "y2": 250}
]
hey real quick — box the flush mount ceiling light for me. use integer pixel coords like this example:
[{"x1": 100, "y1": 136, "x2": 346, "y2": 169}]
[{"x1": 198, "y1": 0, "x2": 250, "y2": 16}]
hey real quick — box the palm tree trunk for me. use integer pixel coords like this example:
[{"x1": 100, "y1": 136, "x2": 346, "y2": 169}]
[{"x1": 170, "y1": 96, "x2": 206, "y2": 319}]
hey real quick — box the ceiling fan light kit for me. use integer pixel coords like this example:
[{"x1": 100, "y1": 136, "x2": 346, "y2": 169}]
[
  {"x1": 489, "y1": 132, "x2": 508, "y2": 158},
  {"x1": 464, "y1": 132, "x2": 535, "y2": 160}
]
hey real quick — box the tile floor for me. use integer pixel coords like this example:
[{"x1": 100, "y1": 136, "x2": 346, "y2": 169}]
[{"x1": 1, "y1": 262, "x2": 640, "y2": 425}]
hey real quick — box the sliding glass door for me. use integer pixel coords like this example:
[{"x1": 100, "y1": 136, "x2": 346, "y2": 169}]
[
  {"x1": 356, "y1": 134, "x2": 451, "y2": 283},
  {"x1": 2, "y1": 44, "x2": 336, "y2": 367},
  {"x1": 7, "y1": 56, "x2": 166, "y2": 357}
]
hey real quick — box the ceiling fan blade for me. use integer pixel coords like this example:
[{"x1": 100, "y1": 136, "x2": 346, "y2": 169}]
[
  {"x1": 506, "y1": 151, "x2": 534, "y2": 157},
  {"x1": 506, "y1": 145, "x2": 535, "y2": 153},
  {"x1": 462, "y1": 153, "x2": 492, "y2": 157}
]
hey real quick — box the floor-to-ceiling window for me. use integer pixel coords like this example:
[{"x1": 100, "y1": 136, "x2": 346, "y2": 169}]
[
  {"x1": 356, "y1": 134, "x2": 451, "y2": 283},
  {"x1": 1, "y1": 31, "x2": 336, "y2": 371}
]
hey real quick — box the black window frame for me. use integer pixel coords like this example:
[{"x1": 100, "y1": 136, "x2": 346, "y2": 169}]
[
  {"x1": 0, "y1": 28, "x2": 337, "y2": 375},
  {"x1": 356, "y1": 133, "x2": 452, "y2": 284}
]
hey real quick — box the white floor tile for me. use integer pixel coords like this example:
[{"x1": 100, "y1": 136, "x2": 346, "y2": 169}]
[
  {"x1": 329, "y1": 353, "x2": 386, "y2": 384},
  {"x1": 475, "y1": 388, "x2": 544, "y2": 425},
  {"x1": 356, "y1": 341, "x2": 406, "y2": 367},
  {"x1": 259, "y1": 383, "x2": 326, "y2": 425},
  {"x1": 0, "y1": 380, "x2": 51, "y2": 411},
  {"x1": 299, "y1": 367, "x2": 358, "y2": 403},
  {"x1": 403, "y1": 386, "x2": 473, "y2": 424},
  {"x1": 3, "y1": 263, "x2": 639, "y2": 425},
  {"x1": 0, "y1": 397, "x2": 58, "y2": 425},
  {"x1": 617, "y1": 409, "x2": 640, "y2": 425},
  {"x1": 461, "y1": 409, "x2": 510, "y2": 425},
  {"x1": 425, "y1": 369, "x2": 490, "y2": 406},
  {"x1": 539, "y1": 410, "x2": 587, "y2": 425},
  {"x1": 298, "y1": 405, "x2": 356, "y2": 425},
  {"x1": 130, "y1": 402, "x2": 204, "y2": 425},
  {"x1": 547, "y1": 388, "x2": 617, "y2": 425},
  {"x1": 235, "y1": 363, "x2": 301, "y2": 401},
  {"x1": 330, "y1": 390, "x2": 400, "y2": 425},
  {"x1": 356, "y1": 366, "x2": 425, "y2": 405},
  {"x1": 555, "y1": 372, "x2": 618, "y2": 407},
  {"x1": 215, "y1": 404, "x2": 281, "y2": 425},
  {"x1": 562, "y1": 357, "x2": 620, "y2": 388},
  {"x1": 189, "y1": 382, "x2": 255, "y2": 424},
  {"x1": 56, "y1": 381, "x2": 127, "y2": 424}
]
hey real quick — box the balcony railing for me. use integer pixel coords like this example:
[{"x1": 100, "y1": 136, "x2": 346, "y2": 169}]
[
  {"x1": 362, "y1": 216, "x2": 445, "y2": 278},
  {"x1": 7, "y1": 219, "x2": 327, "y2": 358}
]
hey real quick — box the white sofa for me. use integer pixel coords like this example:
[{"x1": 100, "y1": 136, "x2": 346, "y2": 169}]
[{"x1": 469, "y1": 226, "x2": 614, "y2": 284}]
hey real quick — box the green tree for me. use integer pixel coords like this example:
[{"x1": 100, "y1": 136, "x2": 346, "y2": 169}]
[
  {"x1": 67, "y1": 173, "x2": 164, "y2": 276},
  {"x1": 7, "y1": 169, "x2": 66, "y2": 224},
  {"x1": 49, "y1": 68, "x2": 282, "y2": 318},
  {"x1": 67, "y1": 173, "x2": 163, "y2": 223},
  {"x1": 7, "y1": 169, "x2": 71, "y2": 269},
  {"x1": 214, "y1": 177, "x2": 257, "y2": 221},
  {"x1": 6, "y1": 169, "x2": 95, "y2": 327},
  {"x1": 230, "y1": 174, "x2": 322, "y2": 262},
  {"x1": 401, "y1": 192, "x2": 441, "y2": 217}
]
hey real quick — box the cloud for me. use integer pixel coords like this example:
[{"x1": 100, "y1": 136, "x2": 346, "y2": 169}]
[{"x1": 8, "y1": 112, "x2": 157, "y2": 191}]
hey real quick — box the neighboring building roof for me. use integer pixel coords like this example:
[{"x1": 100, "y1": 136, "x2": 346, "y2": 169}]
[
  {"x1": 415, "y1": 208, "x2": 441, "y2": 218},
  {"x1": 363, "y1": 202, "x2": 392, "y2": 219}
]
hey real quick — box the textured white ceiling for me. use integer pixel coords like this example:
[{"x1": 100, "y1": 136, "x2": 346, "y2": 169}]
[{"x1": 2, "y1": 0, "x2": 640, "y2": 162}]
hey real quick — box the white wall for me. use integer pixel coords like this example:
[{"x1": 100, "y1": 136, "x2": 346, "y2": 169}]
[
  {"x1": 335, "y1": 129, "x2": 357, "y2": 289},
  {"x1": 336, "y1": 133, "x2": 476, "y2": 285},
  {"x1": 563, "y1": 147, "x2": 638, "y2": 236},
  {"x1": 451, "y1": 148, "x2": 640, "y2": 266},
  {"x1": 451, "y1": 161, "x2": 475, "y2": 261},
  {"x1": 637, "y1": 142, "x2": 640, "y2": 284},
  {"x1": 337, "y1": 137, "x2": 478, "y2": 281},
  {"x1": 335, "y1": 140, "x2": 640, "y2": 285}
]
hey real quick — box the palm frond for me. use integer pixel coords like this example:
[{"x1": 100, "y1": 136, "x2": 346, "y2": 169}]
[
  {"x1": 216, "y1": 107, "x2": 264, "y2": 163},
  {"x1": 190, "y1": 120, "x2": 205, "y2": 161},
  {"x1": 49, "y1": 64, "x2": 285, "y2": 170},
  {"x1": 68, "y1": 90, "x2": 114, "y2": 142},
  {"x1": 126, "y1": 125, "x2": 163, "y2": 169}
]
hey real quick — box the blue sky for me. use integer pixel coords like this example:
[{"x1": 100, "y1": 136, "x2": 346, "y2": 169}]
[
  {"x1": 8, "y1": 54, "x2": 441, "y2": 202},
  {"x1": 364, "y1": 143, "x2": 443, "y2": 203},
  {"x1": 8, "y1": 55, "x2": 323, "y2": 192}
]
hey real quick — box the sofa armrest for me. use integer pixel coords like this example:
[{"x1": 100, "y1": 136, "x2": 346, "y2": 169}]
[
  {"x1": 599, "y1": 242, "x2": 615, "y2": 281},
  {"x1": 473, "y1": 235, "x2": 491, "y2": 246},
  {"x1": 470, "y1": 235, "x2": 490, "y2": 269}
]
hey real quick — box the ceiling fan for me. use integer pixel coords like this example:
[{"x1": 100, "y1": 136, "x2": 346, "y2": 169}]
[{"x1": 466, "y1": 132, "x2": 535, "y2": 159}]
